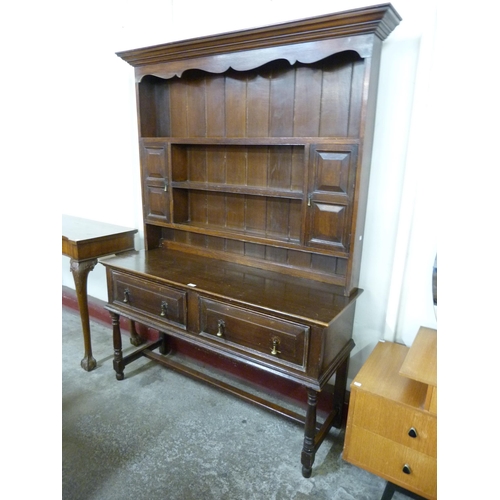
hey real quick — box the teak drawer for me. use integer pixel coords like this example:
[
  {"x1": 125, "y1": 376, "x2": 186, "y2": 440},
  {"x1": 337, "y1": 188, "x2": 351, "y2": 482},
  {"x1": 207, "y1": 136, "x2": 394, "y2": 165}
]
[
  {"x1": 350, "y1": 391, "x2": 436, "y2": 457},
  {"x1": 346, "y1": 425, "x2": 436, "y2": 499},
  {"x1": 199, "y1": 297, "x2": 309, "y2": 370},
  {"x1": 110, "y1": 271, "x2": 187, "y2": 328}
]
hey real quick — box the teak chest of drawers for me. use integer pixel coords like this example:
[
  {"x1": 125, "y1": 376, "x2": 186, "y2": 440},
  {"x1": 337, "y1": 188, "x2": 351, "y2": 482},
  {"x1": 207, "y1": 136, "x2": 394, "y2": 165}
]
[
  {"x1": 343, "y1": 328, "x2": 437, "y2": 499},
  {"x1": 102, "y1": 4, "x2": 401, "y2": 476}
]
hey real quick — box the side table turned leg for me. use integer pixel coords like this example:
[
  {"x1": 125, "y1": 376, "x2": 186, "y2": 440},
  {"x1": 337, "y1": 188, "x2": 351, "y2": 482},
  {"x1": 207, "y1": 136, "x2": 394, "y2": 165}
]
[
  {"x1": 69, "y1": 258, "x2": 97, "y2": 371},
  {"x1": 129, "y1": 320, "x2": 143, "y2": 346}
]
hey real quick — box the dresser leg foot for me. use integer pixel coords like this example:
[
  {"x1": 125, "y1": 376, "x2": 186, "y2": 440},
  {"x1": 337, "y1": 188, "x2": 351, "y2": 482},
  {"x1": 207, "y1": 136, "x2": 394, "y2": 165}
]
[
  {"x1": 111, "y1": 312, "x2": 125, "y2": 380},
  {"x1": 301, "y1": 388, "x2": 318, "y2": 478},
  {"x1": 301, "y1": 465, "x2": 312, "y2": 478}
]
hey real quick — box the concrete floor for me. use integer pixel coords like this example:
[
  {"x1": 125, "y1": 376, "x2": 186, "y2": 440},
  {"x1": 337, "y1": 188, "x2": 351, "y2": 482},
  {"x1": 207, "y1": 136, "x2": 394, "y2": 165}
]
[{"x1": 62, "y1": 307, "x2": 415, "y2": 500}]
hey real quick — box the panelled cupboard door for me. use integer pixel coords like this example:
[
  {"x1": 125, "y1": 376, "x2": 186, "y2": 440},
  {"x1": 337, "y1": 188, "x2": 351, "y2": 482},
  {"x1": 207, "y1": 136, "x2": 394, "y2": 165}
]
[
  {"x1": 305, "y1": 144, "x2": 358, "y2": 253},
  {"x1": 141, "y1": 141, "x2": 170, "y2": 223}
]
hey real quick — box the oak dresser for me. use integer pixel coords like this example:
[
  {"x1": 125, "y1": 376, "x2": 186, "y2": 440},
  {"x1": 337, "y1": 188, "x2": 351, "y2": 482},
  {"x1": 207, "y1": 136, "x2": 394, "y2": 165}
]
[{"x1": 101, "y1": 4, "x2": 401, "y2": 477}]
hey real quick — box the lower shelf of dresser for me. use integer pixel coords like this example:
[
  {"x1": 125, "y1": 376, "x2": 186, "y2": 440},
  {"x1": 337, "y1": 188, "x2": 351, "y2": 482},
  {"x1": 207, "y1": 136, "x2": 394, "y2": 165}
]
[
  {"x1": 108, "y1": 310, "x2": 354, "y2": 478},
  {"x1": 140, "y1": 341, "x2": 337, "y2": 429}
]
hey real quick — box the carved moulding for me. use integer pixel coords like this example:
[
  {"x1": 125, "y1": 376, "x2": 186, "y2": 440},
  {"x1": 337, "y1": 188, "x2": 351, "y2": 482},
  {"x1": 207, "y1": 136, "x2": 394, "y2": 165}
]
[{"x1": 132, "y1": 37, "x2": 371, "y2": 81}]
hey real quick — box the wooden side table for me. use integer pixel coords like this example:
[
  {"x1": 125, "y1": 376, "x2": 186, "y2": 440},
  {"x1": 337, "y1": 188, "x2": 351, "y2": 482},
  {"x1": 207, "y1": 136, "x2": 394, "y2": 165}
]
[
  {"x1": 343, "y1": 327, "x2": 437, "y2": 499},
  {"x1": 62, "y1": 215, "x2": 138, "y2": 371}
]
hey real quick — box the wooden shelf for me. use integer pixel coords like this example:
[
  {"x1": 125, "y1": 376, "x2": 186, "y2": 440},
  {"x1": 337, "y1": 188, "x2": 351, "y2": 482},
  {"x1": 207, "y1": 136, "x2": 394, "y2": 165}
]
[
  {"x1": 171, "y1": 182, "x2": 304, "y2": 199},
  {"x1": 166, "y1": 221, "x2": 302, "y2": 246},
  {"x1": 142, "y1": 137, "x2": 360, "y2": 146}
]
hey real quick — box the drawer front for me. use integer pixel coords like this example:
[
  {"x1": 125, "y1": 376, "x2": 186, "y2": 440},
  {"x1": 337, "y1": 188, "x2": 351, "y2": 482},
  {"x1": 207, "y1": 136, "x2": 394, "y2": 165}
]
[
  {"x1": 351, "y1": 391, "x2": 436, "y2": 457},
  {"x1": 199, "y1": 298, "x2": 309, "y2": 370},
  {"x1": 345, "y1": 425, "x2": 436, "y2": 499},
  {"x1": 111, "y1": 271, "x2": 186, "y2": 328}
]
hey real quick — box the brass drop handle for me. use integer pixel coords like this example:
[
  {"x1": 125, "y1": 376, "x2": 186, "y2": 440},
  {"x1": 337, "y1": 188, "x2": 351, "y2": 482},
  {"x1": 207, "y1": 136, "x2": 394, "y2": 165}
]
[
  {"x1": 408, "y1": 427, "x2": 418, "y2": 438},
  {"x1": 402, "y1": 464, "x2": 411, "y2": 475},
  {"x1": 123, "y1": 289, "x2": 130, "y2": 303},
  {"x1": 216, "y1": 320, "x2": 225, "y2": 337},
  {"x1": 271, "y1": 338, "x2": 281, "y2": 356},
  {"x1": 160, "y1": 301, "x2": 168, "y2": 317}
]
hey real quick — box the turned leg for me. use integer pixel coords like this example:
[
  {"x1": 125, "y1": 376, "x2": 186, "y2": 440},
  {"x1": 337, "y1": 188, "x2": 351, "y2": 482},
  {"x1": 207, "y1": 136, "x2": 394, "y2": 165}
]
[
  {"x1": 69, "y1": 258, "x2": 97, "y2": 371},
  {"x1": 129, "y1": 320, "x2": 143, "y2": 346},
  {"x1": 159, "y1": 332, "x2": 170, "y2": 355},
  {"x1": 301, "y1": 388, "x2": 318, "y2": 478},
  {"x1": 111, "y1": 312, "x2": 124, "y2": 380}
]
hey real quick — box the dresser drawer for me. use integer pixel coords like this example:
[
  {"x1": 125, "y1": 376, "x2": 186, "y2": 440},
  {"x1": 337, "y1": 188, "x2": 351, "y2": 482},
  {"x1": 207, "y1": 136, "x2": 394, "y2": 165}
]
[
  {"x1": 199, "y1": 298, "x2": 309, "y2": 370},
  {"x1": 350, "y1": 390, "x2": 436, "y2": 457},
  {"x1": 110, "y1": 271, "x2": 187, "y2": 328},
  {"x1": 345, "y1": 425, "x2": 436, "y2": 499}
]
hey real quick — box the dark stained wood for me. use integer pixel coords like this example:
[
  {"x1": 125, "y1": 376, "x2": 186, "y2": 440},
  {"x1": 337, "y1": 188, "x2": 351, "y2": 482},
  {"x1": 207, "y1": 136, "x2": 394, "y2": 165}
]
[
  {"x1": 62, "y1": 215, "x2": 137, "y2": 261},
  {"x1": 102, "y1": 248, "x2": 354, "y2": 327},
  {"x1": 103, "y1": 4, "x2": 401, "y2": 478},
  {"x1": 117, "y1": 4, "x2": 401, "y2": 70}
]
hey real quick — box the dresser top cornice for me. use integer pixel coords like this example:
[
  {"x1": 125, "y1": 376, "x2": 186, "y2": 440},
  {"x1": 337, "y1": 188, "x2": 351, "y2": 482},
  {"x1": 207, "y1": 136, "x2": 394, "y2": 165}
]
[{"x1": 116, "y1": 3, "x2": 401, "y2": 69}]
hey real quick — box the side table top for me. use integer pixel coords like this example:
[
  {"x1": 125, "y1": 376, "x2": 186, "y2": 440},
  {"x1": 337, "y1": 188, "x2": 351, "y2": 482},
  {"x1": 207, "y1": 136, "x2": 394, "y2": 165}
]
[
  {"x1": 63, "y1": 215, "x2": 137, "y2": 242},
  {"x1": 62, "y1": 215, "x2": 138, "y2": 261}
]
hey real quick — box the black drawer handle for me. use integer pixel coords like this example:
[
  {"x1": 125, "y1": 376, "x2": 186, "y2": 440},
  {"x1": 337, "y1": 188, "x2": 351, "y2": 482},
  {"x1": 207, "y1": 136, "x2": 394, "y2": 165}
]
[
  {"x1": 160, "y1": 301, "x2": 168, "y2": 317},
  {"x1": 402, "y1": 464, "x2": 411, "y2": 475},
  {"x1": 408, "y1": 427, "x2": 418, "y2": 438},
  {"x1": 123, "y1": 289, "x2": 130, "y2": 304}
]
